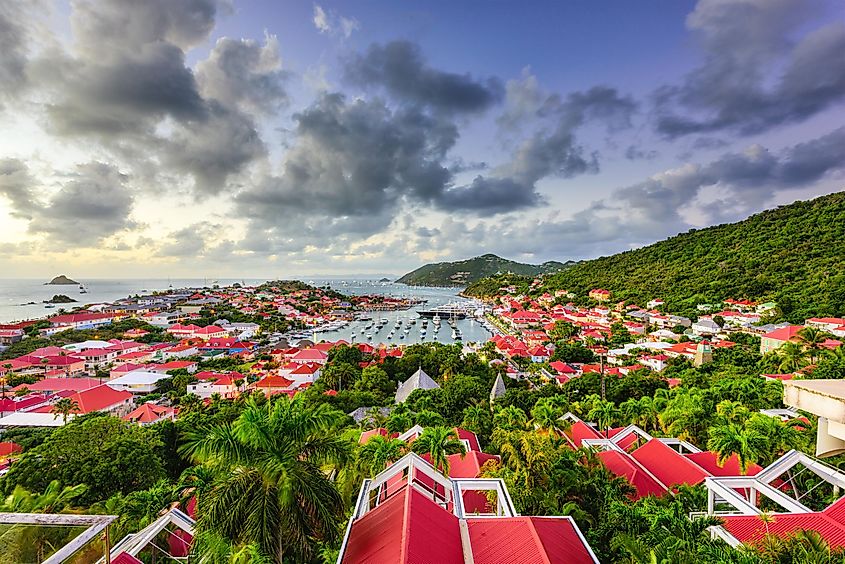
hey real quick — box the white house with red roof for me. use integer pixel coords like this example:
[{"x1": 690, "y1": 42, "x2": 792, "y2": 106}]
[
  {"x1": 760, "y1": 325, "x2": 804, "y2": 354},
  {"x1": 290, "y1": 348, "x2": 328, "y2": 365},
  {"x1": 47, "y1": 312, "x2": 117, "y2": 330},
  {"x1": 123, "y1": 402, "x2": 176, "y2": 425},
  {"x1": 806, "y1": 318, "x2": 845, "y2": 337},
  {"x1": 337, "y1": 453, "x2": 598, "y2": 563},
  {"x1": 32, "y1": 384, "x2": 133, "y2": 417},
  {"x1": 187, "y1": 372, "x2": 240, "y2": 399}
]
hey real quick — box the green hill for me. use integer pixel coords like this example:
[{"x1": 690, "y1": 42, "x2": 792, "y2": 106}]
[
  {"x1": 467, "y1": 191, "x2": 845, "y2": 322},
  {"x1": 396, "y1": 254, "x2": 574, "y2": 287}
]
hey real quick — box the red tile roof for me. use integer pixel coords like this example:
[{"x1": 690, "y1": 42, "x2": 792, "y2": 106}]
[
  {"x1": 630, "y1": 439, "x2": 709, "y2": 487},
  {"x1": 0, "y1": 441, "x2": 23, "y2": 457},
  {"x1": 341, "y1": 486, "x2": 464, "y2": 564},
  {"x1": 683, "y1": 451, "x2": 763, "y2": 477},
  {"x1": 762, "y1": 325, "x2": 804, "y2": 342},
  {"x1": 467, "y1": 516, "x2": 596, "y2": 564},
  {"x1": 14, "y1": 377, "x2": 102, "y2": 393},
  {"x1": 598, "y1": 450, "x2": 666, "y2": 499},
  {"x1": 32, "y1": 385, "x2": 132, "y2": 414}
]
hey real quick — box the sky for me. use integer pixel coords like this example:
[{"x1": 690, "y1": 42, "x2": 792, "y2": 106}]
[{"x1": 0, "y1": 0, "x2": 844, "y2": 279}]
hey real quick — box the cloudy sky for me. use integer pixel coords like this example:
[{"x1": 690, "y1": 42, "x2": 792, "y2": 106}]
[{"x1": 1, "y1": 0, "x2": 844, "y2": 278}]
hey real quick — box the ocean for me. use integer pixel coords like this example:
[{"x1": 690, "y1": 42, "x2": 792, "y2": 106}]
[{"x1": 0, "y1": 278, "x2": 491, "y2": 345}]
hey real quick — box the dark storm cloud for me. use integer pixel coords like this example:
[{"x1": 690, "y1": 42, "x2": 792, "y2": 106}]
[
  {"x1": 655, "y1": 0, "x2": 845, "y2": 137},
  {"x1": 0, "y1": 3, "x2": 32, "y2": 101},
  {"x1": 196, "y1": 36, "x2": 288, "y2": 114},
  {"x1": 0, "y1": 158, "x2": 38, "y2": 218},
  {"x1": 235, "y1": 93, "x2": 455, "y2": 240},
  {"x1": 345, "y1": 40, "x2": 504, "y2": 113},
  {"x1": 438, "y1": 176, "x2": 544, "y2": 215},
  {"x1": 0, "y1": 160, "x2": 136, "y2": 245},
  {"x1": 163, "y1": 102, "x2": 267, "y2": 195},
  {"x1": 440, "y1": 86, "x2": 634, "y2": 213},
  {"x1": 13, "y1": 0, "x2": 288, "y2": 197},
  {"x1": 44, "y1": 42, "x2": 207, "y2": 136},
  {"x1": 609, "y1": 127, "x2": 845, "y2": 226}
]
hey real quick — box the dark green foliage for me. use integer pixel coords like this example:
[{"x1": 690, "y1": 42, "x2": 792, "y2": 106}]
[
  {"x1": 469, "y1": 192, "x2": 845, "y2": 321},
  {"x1": 397, "y1": 253, "x2": 573, "y2": 287},
  {"x1": 1, "y1": 416, "x2": 165, "y2": 504}
]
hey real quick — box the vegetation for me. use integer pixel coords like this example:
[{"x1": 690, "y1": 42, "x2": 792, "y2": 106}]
[
  {"x1": 466, "y1": 192, "x2": 845, "y2": 322},
  {"x1": 0, "y1": 337, "x2": 837, "y2": 563},
  {"x1": 397, "y1": 253, "x2": 574, "y2": 287}
]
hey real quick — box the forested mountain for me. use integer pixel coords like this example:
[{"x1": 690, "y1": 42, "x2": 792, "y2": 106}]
[
  {"x1": 466, "y1": 191, "x2": 845, "y2": 322},
  {"x1": 396, "y1": 253, "x2": 573, "y2": 286}
]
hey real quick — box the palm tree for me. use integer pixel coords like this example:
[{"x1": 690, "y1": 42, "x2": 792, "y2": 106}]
[
  {"x1": 493, "y1": 405, "x2": 529, "y2": 431},
  {"x1": 531, "y1": 400, "x2": 567, "y2": 435},
  {"x1": 410, "y1": 426, "x2": 465, "y2": 475},
  {"x1": 181, "y1": 396, "x2": 351, "y2": 562},
  {"x1": 707, "y1": 421, "x2": 767, "y2": 473},
  {"x1": 587, "y1": 399, "x2": 617, "y2": 437},
  {"x1": 357, "y1": 435, "x2": 407, "y2": 475},
  {"x1": 747, "y1": 414, "x2": 803, "y2": 466},
  {"x1": 778, "y1": 341, "x2": 808, "y2": 373},
  {"x1": 798, "y1": 327, "x2": 827, "y2": 364},
  {"x1": 50, "y1": 398, "x2": 80, "y2": 424},
  {"x1": 461, "y1": 404, "x2": 491, "y2": 435},
  {"x1": 715, "y1": 399, "x2": 750, "y2": 424},
  {"x1": 620, "y1": 398, "x2": 647, "y2": 428}
]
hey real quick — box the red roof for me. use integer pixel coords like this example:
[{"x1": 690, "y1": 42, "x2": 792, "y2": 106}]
[
  {"x1": 123, "y1": 402, "x2": 174, "y2": 424},
  {"x1": 32, "y1": 385, "x2": 132, "y2": 414},
  {"x1": 455, "y1": 428, "x2": 481, "y2": 452},
  {"x1": 441, "y1": 451, "x2": 499, "y2": 479},
  {"x1": 0, "y1": 442, "x2": 22, "y2": 457},
  {"x1": 291, "y1": 348, "x2": 329, "y2": 361},
  {"x1": 721, "y1": 497, "x2": 845, "y2": 548},
  {"x1": 14, "y1": 377, "x2": 102, "y2": 393},
  {"x1": 111, "y1": 553, "x2": 143, "y2": 564},
  {"x1": 466, "y1": 516, "x2": 596, "y2": 564},
  {"x1": 341, "y1": 486, "x2": 464, "y2": 564},
  {"x1": 567, "y1": 420, "x2": 602, "y2": 447},
  {"x1": 683, "y1": 451, "x2": 762, "y2": 477},
  {"x1": 359, "y1": 428, "x2": 390, "y2": 444},
  {"x1": 762, "y1": 325, "x2": 804, "y2": 342},
  {"x1": 630, "y1": 439, "x2": 709, "y2": 487},
  {"x1": 598, "y1": 450, "x2": 666, "y2": 499}
]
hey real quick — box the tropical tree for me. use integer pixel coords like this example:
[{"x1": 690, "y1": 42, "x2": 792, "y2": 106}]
[
  {"x1": 493, "y1": 405, "x2": 529, "y2": 431},
  {"x1": 50, "y1": 398, "x2": 80, "y2": 424},
  {"x1": 531, "y1": 398, "x2": 568, "y2": 435},
  {"x1": 777, "y1": 341, "x2": 808, "y2": 373},
  {"x1": 461, "y1": 404, "x2": 492, "y2": 437},
  {"x1": 181, "y1": 396, "x2": 351, "y2": 562},
  {"x1": 410, "y1": 426, "x2": 465, "y2": 475},
  {"x1": 746, "y1": 414, "x2": 804, "y2": 465},
  {"x1": 707, "y1": 421, "x2": 767, "y2": 472},
  {"x1": 798, "y1": 327, "x2": 827, "y2": 364},
  {"x1": 587, "y1": 399, "x2": 617, "y2": 437},
  {"x1": 357, "y1": 435, "x2": 407, "y2": 475}
]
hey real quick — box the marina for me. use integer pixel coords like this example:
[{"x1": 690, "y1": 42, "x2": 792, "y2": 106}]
[{"x1": 290, "y1": 280, "x2": 494, "y2": 345}]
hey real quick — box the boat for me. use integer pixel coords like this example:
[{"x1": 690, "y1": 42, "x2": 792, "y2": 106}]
[
  {"x1": 451, "y1": 329, "x2": 458, "y2": 339},
  {"x1": 366, "y1": 334, "x2": 373, "y2": 340}
]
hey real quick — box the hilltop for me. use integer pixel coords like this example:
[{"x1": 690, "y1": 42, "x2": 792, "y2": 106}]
[
  {"x1": 45, "y1": 275, "x2": 79, "y2": 285},
  {"x1": 466, "y1": 191, "x2": 845, "y2": 322},
  {"x1": 396, "y1": 253, "x2": 574, "y2": 287}
]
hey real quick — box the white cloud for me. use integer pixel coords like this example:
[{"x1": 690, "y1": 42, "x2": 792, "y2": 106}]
[{"x1": 312, "y1": 4, "x2": 359, "y2": 38}]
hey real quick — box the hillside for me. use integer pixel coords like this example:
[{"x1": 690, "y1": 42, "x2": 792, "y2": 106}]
[
  {"x1": 465, "y1": 191, "x2": 845, "y2": 323},
  {"x1": 396, "y1": 254, "x2": 574, "y2": 287}
]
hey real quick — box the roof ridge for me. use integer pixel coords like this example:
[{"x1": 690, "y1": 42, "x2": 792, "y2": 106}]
[{"x1": 524, "y1": 517, "x2": 553, "y2": 564}]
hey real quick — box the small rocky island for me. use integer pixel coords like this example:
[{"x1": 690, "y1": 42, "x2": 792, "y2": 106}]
[
  {"x1": 44, "y1": 294, "x2": 77, "y2": 304},
  {"x1": 45, "y1": 275, "x2": 80, "y2": 285}
]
